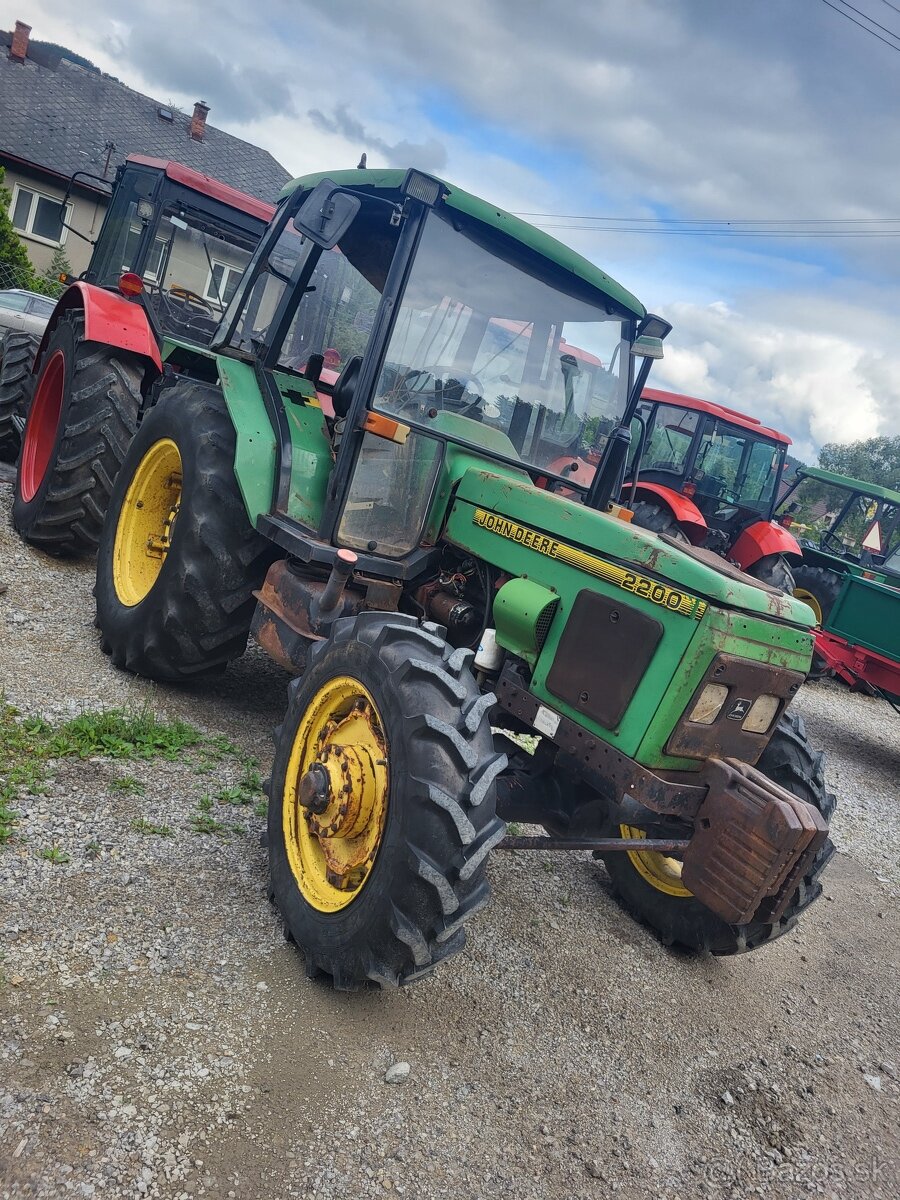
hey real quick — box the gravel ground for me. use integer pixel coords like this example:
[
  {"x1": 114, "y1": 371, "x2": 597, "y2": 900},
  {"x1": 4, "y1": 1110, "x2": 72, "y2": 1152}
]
[{"x1": 1, "y1": 477, "x2": 898, "y2": 1200}]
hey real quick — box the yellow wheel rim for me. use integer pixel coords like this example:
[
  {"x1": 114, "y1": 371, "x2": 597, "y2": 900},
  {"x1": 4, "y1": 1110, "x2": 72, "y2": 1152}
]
[
  {"x1": 283, "y1": 676, "x2": 389, "y2": 913},
  {"x1": 621, "y1": 824, "x2": 693, "y2": 898},
  {"x1": 794, "y1": 587, "x2": 823, "y2": 625},
  {"x1": 113, "y1": 438, "x2": 183, "y2": 607}
]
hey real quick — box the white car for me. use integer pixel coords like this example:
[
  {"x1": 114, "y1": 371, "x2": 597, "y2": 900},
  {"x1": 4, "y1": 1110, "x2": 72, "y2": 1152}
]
[{"x1": 0, "y1": 289, "x2": 56, "y2": 338}]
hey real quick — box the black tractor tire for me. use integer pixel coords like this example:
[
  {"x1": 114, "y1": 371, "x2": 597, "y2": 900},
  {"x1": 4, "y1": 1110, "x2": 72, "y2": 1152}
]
[
  {"x1": 747, "y1": 553, "x2": 795, "y2": 593},
  {"x1": 629, "y1": 499, "x2": 689, "y2": 543},
  {"x1": 792, "y1": 565, "x2": 843, "y2": 626},
  {"x1": 600, "y1": 710, "x2": 835, "y2": 956},
  {"x1": 267, "y1": 612, "x2": 507, "y2": 990},
  {"x1": 12, "y1": 311, "x2": 144, "y2": 555},
  {"x1": 0, "y1": 330, "x2": 40, "y2": 461},
  {"x1": 95, "y1": 382, "x2": 276, "y2": 682}
]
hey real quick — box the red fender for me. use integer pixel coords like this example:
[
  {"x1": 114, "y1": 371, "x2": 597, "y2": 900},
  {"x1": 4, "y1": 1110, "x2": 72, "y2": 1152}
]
[
  {"x1": 729, "y1": 520, "x2": 802, "y2": 572},
  {"x1": 620, "y1": 482, "x2": 708, "y2": 544},
  {"x1": 33, "y1": 282, "x2": 163, "y2": 377}
]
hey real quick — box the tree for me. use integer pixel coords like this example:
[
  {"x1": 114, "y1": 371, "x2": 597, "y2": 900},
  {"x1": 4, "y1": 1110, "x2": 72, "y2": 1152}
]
[
  {"x1": 40, "y1": 245, "x2": 73, "y2": 297},
  {"x1": 818, "y1": 436, "x2": 900, "y2": 489},
  {"x1": 0, "y1": 166, "x2": 37, "y2": 291}
]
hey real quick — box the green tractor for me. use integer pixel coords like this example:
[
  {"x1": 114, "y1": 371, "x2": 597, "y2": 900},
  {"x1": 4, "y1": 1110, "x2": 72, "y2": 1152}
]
[{"x1": 93, "y1": 169, "x2": 834, "y2": 988}]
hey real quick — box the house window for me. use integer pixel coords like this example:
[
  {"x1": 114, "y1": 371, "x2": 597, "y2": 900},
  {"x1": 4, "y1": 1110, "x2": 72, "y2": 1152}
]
[
  {"x1": 204, "y1": 261, "x2": 241, "y2": 307},
  {"x1": 10, "y1": 185, "x2": 71, "y2": 246}
]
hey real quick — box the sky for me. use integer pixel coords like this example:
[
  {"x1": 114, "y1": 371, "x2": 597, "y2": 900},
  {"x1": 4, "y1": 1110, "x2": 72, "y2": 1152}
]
[{"x1": 5, "y1": 0, "x2": 900, "y2": 461}]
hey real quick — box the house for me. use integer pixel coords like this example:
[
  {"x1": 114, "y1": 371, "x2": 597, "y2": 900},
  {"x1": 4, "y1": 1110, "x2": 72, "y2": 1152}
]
[{"x1": 0, "y1": 20, "x2": 290, "y2": 276}]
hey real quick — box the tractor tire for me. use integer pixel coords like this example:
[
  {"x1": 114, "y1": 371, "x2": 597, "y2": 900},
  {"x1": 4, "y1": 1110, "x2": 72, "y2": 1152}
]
[
  {"x1": 95, "y1": 381, "x2": 275, "y2": 682},
  {"x1": 13, "y1": 311, "x2": 143, "y2": 556},
  {"x1": 0, "y1": 330, "x2": 40, "y2": 461},
  {"x1": 792, "y1": 565, "x2": 842, "y2": 626},
  {"x1": 629, "y1": 499, "x2": 689, "y2": 543},
  {"x1": 599, "y1": 710, "x2": 835, "y2": 956},
  {"x1": 747, "y1": 553, "x2": 795, "y2": 593},
  {"x1": 267, "y1": 612, "x2": 507, "y2": 990}
]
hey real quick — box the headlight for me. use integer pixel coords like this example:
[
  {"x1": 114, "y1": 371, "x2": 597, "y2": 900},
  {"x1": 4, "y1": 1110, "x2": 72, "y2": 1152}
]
[
  {"x1": 741, "y1": 694, "x2": 780, "y2": 734},
  {"x1": 687, "y1": 683, "x2": 729, "y2": 724}
]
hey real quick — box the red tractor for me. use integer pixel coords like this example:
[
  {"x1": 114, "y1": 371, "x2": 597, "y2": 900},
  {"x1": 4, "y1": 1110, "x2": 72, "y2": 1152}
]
[
  {"x1": 621, "y1": 389, "x2": 801, "y2": 590},
  {"x1": 2, "y1": 155, "x2": 274, "y2": 555},
  {"x1": 546, "y1": 387, "x2": 801, "y2": 590}
]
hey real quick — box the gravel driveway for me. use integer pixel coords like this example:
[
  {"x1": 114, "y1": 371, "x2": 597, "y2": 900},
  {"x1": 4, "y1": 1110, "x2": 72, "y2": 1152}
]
[{"x1": 1, "y1": 477, "x2": 898, "y2": 1200}]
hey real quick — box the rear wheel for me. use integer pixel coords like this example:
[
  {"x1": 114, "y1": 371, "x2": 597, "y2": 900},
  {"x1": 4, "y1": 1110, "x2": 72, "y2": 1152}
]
[
  {"x1": 747, "y1": 553, "x2": 795, "y2": 593},
  {"x1": 95, "y1": 382, "x2": 275, "y2": 681},
  {"x1": 0, "y1": 330, "x2": 40, "y2": 461},
  {"x1": 629, "y1": 499, "x2": 689, "y2": 543},
  {"x1": 792, "y1": 565, "x2": 842, "y2": 625},
  {"x1": 267, "y1": 613, "x2": 507, "y2": 989},
  {"x1": 599, "y1": 711, "x2": 835, "y2": 955},
  {"x1": 13, "y1": 311, "x2": 143, "y2": 555}
]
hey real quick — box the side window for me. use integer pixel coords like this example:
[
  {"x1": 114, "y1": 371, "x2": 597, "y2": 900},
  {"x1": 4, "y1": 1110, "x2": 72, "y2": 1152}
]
[
  {"x1": 644, "y1": 405, "x2": 698, "y2": 471},
  {"x1": 0, "y1": 292, "x2": 29, "y2": 311},
  {"x1": 276, "y1": 246, "x2": 380, "y2": 376}
]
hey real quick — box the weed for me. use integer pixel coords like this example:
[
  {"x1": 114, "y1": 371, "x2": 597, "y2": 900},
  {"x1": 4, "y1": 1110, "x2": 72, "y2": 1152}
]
[
  {"x1": 111, "y1": 776, "x2": 145, "y2": 795},
  {"x1": 131, "y1": 817, "x2": 174, "y2": 837},
  {"x1": 190, "y1": 813, "x2": 229, "y2": 836},
  {"x1": 40, "y1": 845, "x2": 70, "y2": 865},
  {"x1": 506, "y1": 821, "x2": 523, "y2": 837},
  {"x1": 47, "y1": 710, "x2": 201, "y2": 761},
  {"x1": 254, "y1": 799, "x2": 268, "y2": 819},
  {"x1": 198, "y1": 795, "x2": 213, "y2": 813}
]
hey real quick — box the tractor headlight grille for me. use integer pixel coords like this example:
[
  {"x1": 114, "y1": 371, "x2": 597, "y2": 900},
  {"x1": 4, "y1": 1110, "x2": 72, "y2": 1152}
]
[{"x1": 667, "y1": 654, "x2": 805, "y2": 764}]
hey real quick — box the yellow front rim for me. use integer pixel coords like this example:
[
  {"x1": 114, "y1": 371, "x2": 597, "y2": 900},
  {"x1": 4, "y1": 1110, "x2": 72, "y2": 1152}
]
[
  {"x1": 794, "y1": 587, "x2": 823, "y2": 625},
  {"x1": 621, "y1": 824, "x2": 693, "y2": 898},
  {"x1": 283, "y1": 676, "x2": 389, "y2": 913},
  {"x1": 113, "y1": 438, "x2": 183, "y2": 607}
]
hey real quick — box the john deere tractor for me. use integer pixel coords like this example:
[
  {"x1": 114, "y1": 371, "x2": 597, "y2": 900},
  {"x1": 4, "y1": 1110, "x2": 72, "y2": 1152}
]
[{"x1": 93, "y1": 169, "x2": 834, "y2": 989}]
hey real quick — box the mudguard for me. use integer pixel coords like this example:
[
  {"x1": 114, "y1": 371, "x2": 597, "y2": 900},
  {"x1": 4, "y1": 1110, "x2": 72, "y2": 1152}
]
[
  {"x1": 32, "y1": 282, "x2": 163, "y2": 376},
  {"x1": 621, "y1": 481, "x2": 708, "y2": 544},
  {"x1": 730, "y1": 521, "x2": 802, "y2": 572}
]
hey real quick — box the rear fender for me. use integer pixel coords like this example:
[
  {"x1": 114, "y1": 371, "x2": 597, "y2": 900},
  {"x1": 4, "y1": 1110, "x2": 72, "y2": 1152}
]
[
  {"x1": 33, "y1": 282, "x2": 163, "y2": 379},
  {"x1": 730, "y1": 521, "x2": 802, "y2": 571},
  {"x1": 622, "y1": 481, "x2": 708, "y2": 544}
]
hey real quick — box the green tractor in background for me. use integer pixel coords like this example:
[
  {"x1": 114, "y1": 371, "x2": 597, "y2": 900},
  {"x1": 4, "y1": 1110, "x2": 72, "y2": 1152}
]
[{"x1": 92, "y1": 169, "x2": 834, "y2": 989}]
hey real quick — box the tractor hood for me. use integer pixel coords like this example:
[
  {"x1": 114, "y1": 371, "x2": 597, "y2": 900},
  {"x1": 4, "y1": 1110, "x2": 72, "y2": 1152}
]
[{"x1": 447, "y1": 471, "x2": 816, "y2": 628}]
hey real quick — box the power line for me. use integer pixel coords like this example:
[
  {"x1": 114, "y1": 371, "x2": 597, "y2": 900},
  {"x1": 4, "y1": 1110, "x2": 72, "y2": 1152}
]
[
  {"x1": 831, "y1": 0, "x2": 900, "y2": 39},
  {"x1": 818, "y1": 0, "x2": 900, "y2": 51},
  {"x1": 513, "y1": 212, "x2": 900, "y2": 225},
  {"x1": 879, "y1": 0, "x2": 900, "y2": 16},
  {"x1": 527, "y1": 224, "x2": 900, "y2": 237}
]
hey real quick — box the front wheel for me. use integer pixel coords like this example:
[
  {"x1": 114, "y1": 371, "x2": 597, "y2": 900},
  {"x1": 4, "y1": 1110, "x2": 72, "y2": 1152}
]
[
  {"x1": 629, "y1": 499, "x2": 689, "y2": 543},
  {"x1": 599, "y1": 711, "x2": 835, "y2": 955},
  {"x1": 267, "y1": 613, "x2": 507, "y2": 989}
]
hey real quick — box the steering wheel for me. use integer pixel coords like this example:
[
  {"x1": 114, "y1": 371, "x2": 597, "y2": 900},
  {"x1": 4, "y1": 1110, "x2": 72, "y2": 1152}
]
[
  {"x1": 166, "y1": 286, "x2": 216, "y2": 316},
  {"x1": 394, "y1": 366, "x2": 485, "y2": 417},
  {"x1": 820, "y1": 528, "x2": 845, "y2": 555}
]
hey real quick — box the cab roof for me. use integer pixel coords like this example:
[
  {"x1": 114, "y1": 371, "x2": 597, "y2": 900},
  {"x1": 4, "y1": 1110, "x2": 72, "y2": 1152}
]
[
  {"x1": 641, "y1": 387, "x2": 792, "y2": 445},
  {"x1": 279, "y1": 168, "x2": 645, "y2": 320},
  {"x1": 796, "y1": 467, "x2": 900, "y2": 505},
  {"x1": 127, "y1": 155, "x2": 276, "y2": 224}
]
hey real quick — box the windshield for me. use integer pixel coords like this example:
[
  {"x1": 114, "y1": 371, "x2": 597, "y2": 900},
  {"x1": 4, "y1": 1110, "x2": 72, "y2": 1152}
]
[
  {"x1": 372, "y1": 211, "x2": 631, "y2": 479},
  {"x1": 89, "y1": 168, "x2": 263, "y2": 347},
  {"x1": 692, "y1": 422, "x2": 782, "y2": 510}
]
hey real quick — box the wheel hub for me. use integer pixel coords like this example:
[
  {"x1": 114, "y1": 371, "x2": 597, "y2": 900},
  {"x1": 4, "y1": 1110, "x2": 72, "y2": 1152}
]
[{"x1": 290, "y1": 689, "x2": 388, "y2": 895}]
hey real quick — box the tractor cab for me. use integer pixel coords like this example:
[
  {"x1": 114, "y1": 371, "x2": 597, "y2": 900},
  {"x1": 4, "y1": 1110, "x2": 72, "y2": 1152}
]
[
  {"x1": 212, "y1": 169, "x2": 649, "y2": 563},
  {"x1": 625, "y1": 390, "x2": 790, "y2": 541},
  {"x1": 82, "y1": 156, "x2": 274, "y2": 347}
]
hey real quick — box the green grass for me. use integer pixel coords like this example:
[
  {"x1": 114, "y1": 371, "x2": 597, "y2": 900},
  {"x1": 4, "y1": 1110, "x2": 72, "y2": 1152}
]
[
  {"x1": 40, "y1": 844, "x2": 70, "y2": 865},
  {"x1": 111, "y1": 776, "x2": 146, "y2": 795},
  {"x1": 190, "y1": 812, "x2": 230, "y2": 836},
  {"x1": 131, "y1": 817, "x2": 174, "y2": 837}
]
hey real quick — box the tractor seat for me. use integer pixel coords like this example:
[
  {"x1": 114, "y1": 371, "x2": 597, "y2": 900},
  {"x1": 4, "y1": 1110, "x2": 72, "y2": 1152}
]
[{"x1": 332, "y1": 356, "x2": 362, "y2": 419}]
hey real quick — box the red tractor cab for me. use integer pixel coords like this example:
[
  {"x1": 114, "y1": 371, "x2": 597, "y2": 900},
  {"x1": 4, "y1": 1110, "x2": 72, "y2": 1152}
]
[
  {"x1": 6, "y1": 155, "x2": 275, "y2": 555},
  {"x1": 620, "y1": 389, "x2": 801, "y2": 591}
]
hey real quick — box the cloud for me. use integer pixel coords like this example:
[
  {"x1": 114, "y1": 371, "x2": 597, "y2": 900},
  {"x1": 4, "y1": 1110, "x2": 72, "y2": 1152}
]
[
  {"x1": 653, "y1": 300, "x2": 897, "y2": 461},
  {"x1": 308, "y1": 105, "x2": 447, "y2": 173}
]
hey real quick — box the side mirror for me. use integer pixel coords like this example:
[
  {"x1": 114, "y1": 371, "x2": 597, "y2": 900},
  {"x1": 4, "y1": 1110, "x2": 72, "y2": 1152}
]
[
  {"x1": 631, "y1": 335, "x2": 664, "y2": 360},
  {"x1": 293, "y1": 180, "x2": 361, "y2": 250}
]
